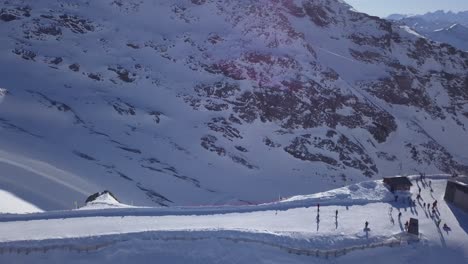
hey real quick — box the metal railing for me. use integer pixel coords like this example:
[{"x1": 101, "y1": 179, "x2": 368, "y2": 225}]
[{"x1": 0, "y1": 233, "x2": 419, "y2": 259}]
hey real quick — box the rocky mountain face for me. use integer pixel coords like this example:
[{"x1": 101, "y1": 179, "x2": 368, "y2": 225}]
[
  {"x1": 0, "y1": 0, "x2": 467, "y2": 208},
  {"x1": 388, "y1": 10, "x2": 468, "y2": 51}
]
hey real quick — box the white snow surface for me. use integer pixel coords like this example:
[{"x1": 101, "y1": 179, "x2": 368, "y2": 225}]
[
  {"x1": 0, "y1": 177, "x2": 466, "y2": 263},
  {"x1": 0, "y1": 189, "x2": 42, "y2": 214}
]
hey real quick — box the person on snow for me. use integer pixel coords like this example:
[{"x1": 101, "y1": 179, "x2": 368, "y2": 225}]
[
  {"x1": 423, "y1": 202, "x2": 426, "y2": 208},
  {"x1": 404, "y1": 221, "x2": 409, "y2": 231},
  {"x1": 418, "y1": 187, "x2": 421, "y2": 194},
  {"x1": 427, "y1": 203, "x2": 431, "y2": 210},
  {"x1": 416, "y1": 193, "x2": 421, "y2": 200},
  {"x1": 317, "y1": 203, "x2": 320, "y2": 212},
  {"x1": 398, "y1": 212, "x2": 402, "y2": 218},
  {"x1": 335, "y1": 209, "x2": 338, "y2": 218},
  {"x1": 365, "y1": 221, "x2": 369, "y2": 229}
]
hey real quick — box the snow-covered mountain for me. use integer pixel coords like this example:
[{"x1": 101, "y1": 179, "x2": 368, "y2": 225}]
[
  {"x1": 1, "y1": 0, "x2": 468, "y2": 210},
  {"x1": 388, "y1": 10, "x2": 468, "y2": 51}
]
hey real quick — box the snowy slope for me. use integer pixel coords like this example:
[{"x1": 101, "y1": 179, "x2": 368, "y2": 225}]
[
  {"x1": 0, "y1": 0, "x2": 468, "y2": 210},
  {"x1": 0, "y1": 177, "x2": 466, "y2": 263}
]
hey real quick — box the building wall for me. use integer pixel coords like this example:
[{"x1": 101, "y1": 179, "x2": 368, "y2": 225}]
[
  {"x1": 444, "y1": 181, "x2": 468, "y2": 211},
  {"x1": 453, "y1": 189, "x2": 468, "y2": 211}
]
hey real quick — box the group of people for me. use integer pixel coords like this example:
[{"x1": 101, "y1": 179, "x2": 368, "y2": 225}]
[
  {"x1": 393, "y1": 175, "x2": 452, "y2": 233},
  {"x1": 315, "y1": 204, "x2": 339, "y2": 222},
  {"x1": 313, "y1": 176, "x2": 452, "y2": 234},
  {"x1": 315, "y1": 203, "x2": 371, "y2": 230}
]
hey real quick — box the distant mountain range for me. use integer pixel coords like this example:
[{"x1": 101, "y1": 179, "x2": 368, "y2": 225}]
[{"x1": 387, "y1": 10, "x2": 468, "y2": 51}]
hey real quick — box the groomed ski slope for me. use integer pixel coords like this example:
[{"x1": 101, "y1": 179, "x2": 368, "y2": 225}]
[{"x1": 0, "y1": 176, "x2": 466, "y2": 264}]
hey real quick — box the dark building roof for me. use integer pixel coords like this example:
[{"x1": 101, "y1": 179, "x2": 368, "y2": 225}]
[
  {"x1": 383, "y1": 176, "x2": 413, "y2": 187},
  {"x1": 449, "y1": 176, "x2": 468, "y2": 186}
]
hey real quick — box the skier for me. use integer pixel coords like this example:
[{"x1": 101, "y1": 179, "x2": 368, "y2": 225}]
[
  {"x1": 398, "y1": 212, "x2": 402, "y2": 218},
  {"x1": 365, "y1": 221, "x2": 369, "y2": 230},
  {"x1": 335, "y1": 209, "x2": 338, "y2": 218},
  {"x1": 423, "y1": 202, "x2": 426, "y2": 208},
  {"x1": 317, "y1": 203, "x2": 320, "y2": 212},
  {"x1": 416, "y1": 193, "x2": 421, "y2": 200},
  {"x1": 432, "y1": 200, "x2": 438, "y2": 209}
]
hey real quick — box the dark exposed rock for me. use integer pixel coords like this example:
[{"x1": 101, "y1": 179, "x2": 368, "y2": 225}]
[
  {"x1": 69, "y1": 63, "x2": 80, "y2": 72},
  {"x1": 0, "y1": 6, "x2": 31, "y2": 22},
  {"x1": 116, "y1": 171, "x2": 133, "y2": 181},
  {"x1": 148, "y1": 111, "x2": 162, "y2": 123},
  {"x1": 12, "y1": 48, "x2": 36, "y2": 61},
  {"x1": 110, "y1": 99, "x2": 136, "y2": 115},
  {"x1": 229, "y1": 154, "x2": 258, "y2": 170},
  {"x1": 284, "y1": 136, "x2": 339, "y2": 166},
  {"x1": 303, "y1": 1, "x2": 335, "y2": 27},
  {"x1": 108, "y1": 66, "x2": 136, "y2": 83},
  {"x1": 118, "y1": 146, "x2": 142, "y2": 154},
  {"x1": 49, "y1": 57, "x2": 63, "y2": 65},
  {"x1": 235, "y1": 146, "x2": 248, "y2": 152},
  {"x1": 206, "y1": 117, "x2": 242, "y2": 141},
  {"x1": 57, "y1": 14, "x2": 95, "y2": 34},
  {"x1": 73, "y1": 150, "x2": 96, "y2": 161},
  {"x1": 201, "y1": 135, "x2": 226, "y2": 156},
  {"x1": 361, "y1": 73, "x2": 445, "y2": 120},
  {"x1": 87, "y1": 73, "x2": 102, "y2": 81},
  {"x1": 0, "y1": 118, "x2": 42, "y2": 138},
  {"x1": 285, "y1": 133, "x2": 378, "y2": 177},
  {"x1": 28, "y1": 91, "x2": 85, "y2": 124},
  {"x1": 377, "y1": 152, "x2": 397, "y2": 162},
  {"x1": 349, "y1": 49, "x2": 383, "y2": 63},
  {"x1": 136, "y1": 184, "x2": 173, "y2": 206},
  {"x1": 85, "y1": 190, "x2": 120, "y2": 203},
  {"x1": 0, "y1": 13, "x2": 17, "y2": 22},
  {"x1": 126, "y1": 43, "x2": 140, "y2": 49},
  {"x1": 281, "y1": 0, "x2": 305, "y2": 17},
  {"x1": 195, "y1": 82, "x2": 240, "y2": 99},
  {"x1": 263, "y1": 137, "x2": 281, "y2": 148},
  {"x1": 191, "y1": 0, "x2": 207, "y2": 5}
]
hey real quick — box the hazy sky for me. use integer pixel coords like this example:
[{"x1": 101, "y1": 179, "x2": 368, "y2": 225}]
[{"x1": 344, "y1": 0, "x2": 468, "y2": 17}]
